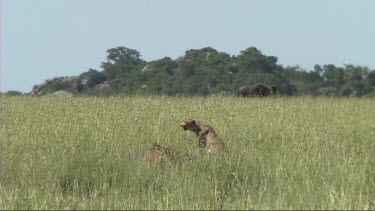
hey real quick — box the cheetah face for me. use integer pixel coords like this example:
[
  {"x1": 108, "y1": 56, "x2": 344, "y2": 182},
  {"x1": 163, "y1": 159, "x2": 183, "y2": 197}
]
[
  {"x1": 180, "y1": 122, "x2": 188, "y2": 130},
  {"x1": 180, "y1": 120, "x2": 196, "y2": 130}
]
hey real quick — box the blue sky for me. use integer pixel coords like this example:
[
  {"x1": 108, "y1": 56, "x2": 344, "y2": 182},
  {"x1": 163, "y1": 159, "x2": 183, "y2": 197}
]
[{"x1": 2, "y1": 0, "x2": 375, "y2": 92}]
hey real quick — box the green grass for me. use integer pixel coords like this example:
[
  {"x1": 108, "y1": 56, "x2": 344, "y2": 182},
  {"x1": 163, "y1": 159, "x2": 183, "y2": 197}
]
[{"x1": 1, "y1": 95, "x2": 374, "y2": 210}]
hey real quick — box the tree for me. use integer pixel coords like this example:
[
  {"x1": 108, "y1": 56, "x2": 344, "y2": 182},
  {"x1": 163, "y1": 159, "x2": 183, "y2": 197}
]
[
  {"x1": 340, "y1": 65, "x2": 371, "y2": 97},
  {"x1": 173, "y1": 47, "x2": 233, "y2": 95},
  {"x1": 322, "y1": 64, "x2": 345, "y2": 91},
  {"x1": 367, "y1": 71, "x2": 375, "y2": 86},
  {"x1": 137, "y1": 57, "x2": 178, "y2": 95},
  {"x1": 235, "y1": 47, "x2": 278, "y2": 75},
  {"x1": 80, "y1": 69, "x2": 107, "y2": 88},
  {"x1": 101, "y1": 47, "x2": 145, "y2": 83}
]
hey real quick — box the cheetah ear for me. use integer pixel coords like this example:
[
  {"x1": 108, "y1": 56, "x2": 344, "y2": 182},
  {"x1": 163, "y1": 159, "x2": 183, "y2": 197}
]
[{"x1": 192, "y1": 120, "x2": 196, "y2": 125}]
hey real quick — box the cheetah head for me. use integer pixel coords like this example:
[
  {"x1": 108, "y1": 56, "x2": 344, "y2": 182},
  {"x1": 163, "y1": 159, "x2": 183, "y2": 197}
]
[{"x1": 180, "y1": 119, "x2": 197, "y2": 131}]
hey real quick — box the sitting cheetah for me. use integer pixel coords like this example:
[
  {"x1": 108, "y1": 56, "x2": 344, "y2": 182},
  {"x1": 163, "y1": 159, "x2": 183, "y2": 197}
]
[
  {"x1": 180, "y1": 119, "x2": 205, "y2": 135},
  {"x1": 198, "y1": 124, "x2": 225, "y2": 154},
  {"x1": 180, "y1": 119, "x2": 206, "y2": 149},
  {"x1": 144, "y1": 143, "x2": 183, "y2": 163},
  {"x1": 180, "y1": 119, "x2": 225, "y2": 154}
]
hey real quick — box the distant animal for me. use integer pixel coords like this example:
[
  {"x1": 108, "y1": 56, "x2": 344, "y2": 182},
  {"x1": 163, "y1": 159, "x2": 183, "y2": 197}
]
[
  {"x1": 238, "y1": 83, "x2": 277, "y2": 97},
  {"x1": 180, "y1": 119, "x2": 225, "y2": 154},
  {"x1": 144, "y1": 144, "x2": 182, "y2": 163}
]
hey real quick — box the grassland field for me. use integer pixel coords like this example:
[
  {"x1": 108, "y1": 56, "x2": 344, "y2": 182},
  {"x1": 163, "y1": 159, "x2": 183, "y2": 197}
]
[{"x1": 0, "y1": 95, "x2": 374, "y2": 210}]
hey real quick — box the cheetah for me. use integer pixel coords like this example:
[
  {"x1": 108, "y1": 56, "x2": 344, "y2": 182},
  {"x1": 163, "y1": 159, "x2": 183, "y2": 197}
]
[
  {"x1": 180, "y1": 119, "x2": 205, "y2": 136},
  {"x1": 180, "y1": 119, "x2": 225, "y2": 154},
  {"x1": 180, "y1": 119, "x2": 207, "y2": 149},
  {"x1": 144, "y1": 143, "x2": 183, "y2": 163},
  {"x1": 198, "y1": 125, "x2": 225, "y2": 154}
]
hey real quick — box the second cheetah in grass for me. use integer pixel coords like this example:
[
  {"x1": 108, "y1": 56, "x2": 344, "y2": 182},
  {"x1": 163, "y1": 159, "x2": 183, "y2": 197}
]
[{"x1": 144, "y1": 144, "x2": 184, "y2": 163}]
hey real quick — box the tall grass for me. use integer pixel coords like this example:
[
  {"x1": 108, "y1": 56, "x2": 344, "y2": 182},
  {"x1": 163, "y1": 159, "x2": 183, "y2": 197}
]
[{"x1": 1, "y1": 95, "x2": 374, "y2": 209}]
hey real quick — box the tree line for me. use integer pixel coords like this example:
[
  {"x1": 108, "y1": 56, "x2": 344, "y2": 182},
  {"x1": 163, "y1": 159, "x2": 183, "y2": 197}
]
[{"x1": 4, "y1": 46, "x2": 375, "y2": 97}]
